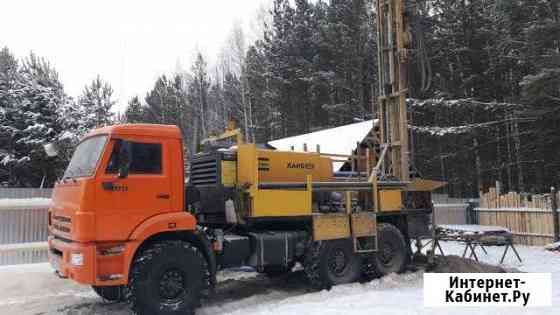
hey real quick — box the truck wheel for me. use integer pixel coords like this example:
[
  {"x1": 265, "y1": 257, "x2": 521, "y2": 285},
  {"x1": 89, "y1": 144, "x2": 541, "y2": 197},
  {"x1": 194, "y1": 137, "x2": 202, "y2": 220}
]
[
  {"x1": 92, "y1": 285, "x2": 125, "y2": 301},
  {"x1": 126, "y1": 240, "x2": 207, "y2": 315},
  {"x1": 304, "y1": 239, "x2": 361, "y2": 290},
  {"x1": 374, "y1": 223, "x2": 407, "y2": 276}
]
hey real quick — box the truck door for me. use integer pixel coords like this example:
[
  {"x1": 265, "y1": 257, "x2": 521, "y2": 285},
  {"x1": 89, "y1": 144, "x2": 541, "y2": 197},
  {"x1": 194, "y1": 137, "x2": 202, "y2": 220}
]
[{"x1": 95, "y1": 137, "x2": 172, "y2": 241}]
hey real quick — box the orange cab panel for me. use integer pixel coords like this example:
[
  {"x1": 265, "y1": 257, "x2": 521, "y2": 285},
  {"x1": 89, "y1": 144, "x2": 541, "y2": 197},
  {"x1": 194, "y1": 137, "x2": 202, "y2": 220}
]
[
  {"x1": 94, "y1": 136, "x2": 173, "y2": 241},
  {"x1": 48, "y1": 124, "x2": 192, "y2": 286}
]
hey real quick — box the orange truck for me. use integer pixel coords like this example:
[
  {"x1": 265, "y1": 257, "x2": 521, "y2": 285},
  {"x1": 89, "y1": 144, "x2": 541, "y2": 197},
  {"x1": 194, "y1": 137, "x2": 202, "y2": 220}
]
[
  {"x1": 47, "y1": 123, "x2": 435, "y2": 315},
  {"x1": 48, "y1": 2, "x2": 435, "y2": 313}
]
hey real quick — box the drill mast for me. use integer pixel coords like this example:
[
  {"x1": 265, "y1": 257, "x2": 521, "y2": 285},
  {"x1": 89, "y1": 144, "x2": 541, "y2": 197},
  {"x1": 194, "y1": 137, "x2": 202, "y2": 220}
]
[{"x1": 376, "y1": 0, "x2": 411, "y2": 182}]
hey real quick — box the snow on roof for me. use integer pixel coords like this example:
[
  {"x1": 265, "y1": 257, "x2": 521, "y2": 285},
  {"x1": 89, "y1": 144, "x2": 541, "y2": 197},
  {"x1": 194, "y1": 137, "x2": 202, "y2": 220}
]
[{"x1": 268, "y1": 120, "x2": 376, "y2": 171}]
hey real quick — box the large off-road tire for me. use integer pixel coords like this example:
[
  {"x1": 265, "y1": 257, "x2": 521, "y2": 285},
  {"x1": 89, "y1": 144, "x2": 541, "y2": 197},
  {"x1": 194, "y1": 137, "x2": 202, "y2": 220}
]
[
  {"x1": 126, "y1": 240, "x2": 207, "y2": 315},
  {"x1": 304, "y1": 239, "x2": 362, "y2": 290},
  {"x1": 373, "y1": 223, "x2": 407, "y2": 276},
  {"x1": 92, "y1": 285, "x2": 125, "y2": 301}
]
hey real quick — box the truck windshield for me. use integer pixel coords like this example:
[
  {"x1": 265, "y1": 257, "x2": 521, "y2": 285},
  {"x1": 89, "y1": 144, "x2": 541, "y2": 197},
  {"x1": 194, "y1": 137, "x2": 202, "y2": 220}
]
[{"x1": 63, "y1": 135, "x2": 108, "y2": 179}]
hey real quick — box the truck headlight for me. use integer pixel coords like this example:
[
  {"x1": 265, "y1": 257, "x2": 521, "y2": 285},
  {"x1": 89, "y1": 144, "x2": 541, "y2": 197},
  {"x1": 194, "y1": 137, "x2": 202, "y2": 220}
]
[
  {"x1": 70, "y1": 253, "x2": 84, "y2": 266},
  {"x1": 97, "y1": 244, "x2": 125, "y2": 256}
]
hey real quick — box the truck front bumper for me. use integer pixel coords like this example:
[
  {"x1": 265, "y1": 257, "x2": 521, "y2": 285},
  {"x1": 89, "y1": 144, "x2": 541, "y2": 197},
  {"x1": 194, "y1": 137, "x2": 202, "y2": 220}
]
[
  {"x1": 48, "y1": 236, "x2": 96, "y2": 284},
  {"x1": 48, "y1": 236, "x2": 132, "y2": 286}
]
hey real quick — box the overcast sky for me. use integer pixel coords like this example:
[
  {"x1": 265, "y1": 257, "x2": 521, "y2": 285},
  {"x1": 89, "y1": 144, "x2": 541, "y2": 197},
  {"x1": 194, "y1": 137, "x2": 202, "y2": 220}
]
[{"x1": 0, "y1": 0, "x2": 269, "y2": 112}]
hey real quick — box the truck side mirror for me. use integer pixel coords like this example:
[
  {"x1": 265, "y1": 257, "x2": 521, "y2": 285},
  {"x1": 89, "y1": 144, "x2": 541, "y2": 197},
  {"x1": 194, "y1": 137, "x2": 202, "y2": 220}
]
[{"x1": 118, "y1": 141, "x2": 132, "y2": 179}]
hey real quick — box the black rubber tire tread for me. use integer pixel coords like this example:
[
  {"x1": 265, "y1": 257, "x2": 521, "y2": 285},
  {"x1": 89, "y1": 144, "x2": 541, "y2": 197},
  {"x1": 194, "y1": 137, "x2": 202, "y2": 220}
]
[
  {"x1": 303, "y1": 239, "x2": 362, "y2": 290},
  {"x1": 374, "y1": 223, "x2": 407, "y2": 276},
  {"x1": 303, "y1": 240, "x2": 326, "y2": 290},
  {"x1": 125, "y1": 240, "x2": 208, "y2": 315},
  {"x1": 92, "y1": 285, "x2": 125, "y2": 302},
  {"x1": 361, "y1": 253, "x2": 382, "y2": 282}
]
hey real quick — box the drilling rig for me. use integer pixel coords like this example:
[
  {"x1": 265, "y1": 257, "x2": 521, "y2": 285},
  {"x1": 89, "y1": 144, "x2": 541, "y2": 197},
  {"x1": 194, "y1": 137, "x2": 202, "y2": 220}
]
[
  {"x1": 376, "y1": 0, "x2": 411, "y2": 182},
  {"x1": 46, "y1": 1, "x2": 440, "y2": 314}
]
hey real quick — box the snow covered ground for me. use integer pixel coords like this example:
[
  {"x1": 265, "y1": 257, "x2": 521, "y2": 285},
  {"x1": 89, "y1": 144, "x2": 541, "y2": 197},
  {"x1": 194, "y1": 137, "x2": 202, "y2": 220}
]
[{"x1": 0, "y1": 241, "x2": 559, "y2": 315}]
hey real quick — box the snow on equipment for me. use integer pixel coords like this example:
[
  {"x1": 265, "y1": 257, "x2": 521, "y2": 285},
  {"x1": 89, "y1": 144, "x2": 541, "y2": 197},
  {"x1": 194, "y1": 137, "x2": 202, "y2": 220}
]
[{"x1": 46, "y1": 1, "x2": 442, "y2": 314}]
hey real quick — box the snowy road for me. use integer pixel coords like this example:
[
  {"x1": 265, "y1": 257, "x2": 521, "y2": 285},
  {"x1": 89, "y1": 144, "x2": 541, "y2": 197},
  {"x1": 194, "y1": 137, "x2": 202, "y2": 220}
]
[{"x1": 1, "y1": 241, "x2": 559, "y2": 315}]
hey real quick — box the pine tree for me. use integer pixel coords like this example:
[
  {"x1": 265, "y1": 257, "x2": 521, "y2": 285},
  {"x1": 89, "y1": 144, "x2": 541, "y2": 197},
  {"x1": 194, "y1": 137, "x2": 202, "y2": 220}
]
[
  {"x1": 78, "y1": 75, "x2": 115, "y2": 130},
  {"x1": 0, "y1": 47, "x2": 21, "y2": 185},
  {"x1": 0, "y1": 52, "x2": 70, "y2": 186},
  {"x1": 187, "y1": 53, "x2": 211, "y2": 152},
  {"x1": 124, "y1": 95, "x2": 145, "y2": 123}
]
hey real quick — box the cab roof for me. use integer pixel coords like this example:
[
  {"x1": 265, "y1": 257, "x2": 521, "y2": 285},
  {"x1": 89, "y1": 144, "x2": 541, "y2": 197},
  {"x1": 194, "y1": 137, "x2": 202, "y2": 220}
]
[{"x1": 86, "y1": 124, "x2": 182, "y2": 139}]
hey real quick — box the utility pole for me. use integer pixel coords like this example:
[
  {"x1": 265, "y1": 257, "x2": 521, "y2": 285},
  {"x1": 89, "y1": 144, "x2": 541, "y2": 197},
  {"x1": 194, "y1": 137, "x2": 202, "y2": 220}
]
[
  {"x1": 512, "y1": 111, "x2": 524, "y2": 192},
  {"x1": 495, "y1": 125, "x2": 502, "y2": 186},
  {"x1": 506, "y1": 112, "x2": 513, "y2": 191},
  {"x1": 473, "y1": 137, "x2": 483, "y2": 194}
]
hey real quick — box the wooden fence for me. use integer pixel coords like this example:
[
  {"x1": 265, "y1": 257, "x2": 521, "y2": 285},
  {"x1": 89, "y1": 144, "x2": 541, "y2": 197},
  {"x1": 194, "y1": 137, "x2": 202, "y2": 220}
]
[
  {"x1": 476, "y1": 187, "x2": 560, "y2": 246},
  {"x1": 480, "y1": 186, "x2": 557, "y2": 210}
]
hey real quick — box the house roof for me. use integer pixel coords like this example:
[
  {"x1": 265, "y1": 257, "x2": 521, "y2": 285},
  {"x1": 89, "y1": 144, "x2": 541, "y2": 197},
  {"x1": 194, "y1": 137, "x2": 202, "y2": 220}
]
[{"x1": 268, "y1": 120, "x2": 376, "y2": 171}]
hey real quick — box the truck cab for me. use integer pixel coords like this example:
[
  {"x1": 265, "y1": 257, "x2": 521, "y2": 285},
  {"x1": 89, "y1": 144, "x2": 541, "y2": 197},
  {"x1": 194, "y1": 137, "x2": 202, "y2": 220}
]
[{"x1": 48, "y1": 124, "x2": 197, "y2": 287}]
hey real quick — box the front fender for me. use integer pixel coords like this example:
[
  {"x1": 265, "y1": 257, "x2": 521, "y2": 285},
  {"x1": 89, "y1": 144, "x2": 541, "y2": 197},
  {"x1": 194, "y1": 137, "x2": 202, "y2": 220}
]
[
  {"x1": 119, "y1": 212, "x2": 197, "y2": 284},
  {"x1": 128, "y1": 212, "x2": 197, "y2": 241}
]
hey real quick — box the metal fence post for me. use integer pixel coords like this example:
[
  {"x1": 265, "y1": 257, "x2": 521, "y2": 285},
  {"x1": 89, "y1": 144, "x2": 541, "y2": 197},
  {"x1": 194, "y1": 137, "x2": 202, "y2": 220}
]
[
  {"x1": 552, "y1": 187, "x2": 560, "y2": 242},
  {"x1": 466, "y1": 199, "x2": 479, "y2": 225}
]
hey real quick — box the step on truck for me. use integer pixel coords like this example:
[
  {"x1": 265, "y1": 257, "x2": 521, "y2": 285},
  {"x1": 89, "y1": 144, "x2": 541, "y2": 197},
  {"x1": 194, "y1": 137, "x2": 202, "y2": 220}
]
[{"x1": 47, "y1": 123, "x2": 438, "y2": 315}]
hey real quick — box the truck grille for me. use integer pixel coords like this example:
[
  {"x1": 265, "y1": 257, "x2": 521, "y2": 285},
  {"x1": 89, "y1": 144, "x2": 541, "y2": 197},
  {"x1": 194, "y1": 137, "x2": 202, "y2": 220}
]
[
  {"x1": 52, "y1": 215, "x2": 72, "y2": 234},
  {"x1": 53, "y1": 215, "x2": 71, "y2": 223},
  {"x1": 53, "y1": 224, "x2": 71, "y2": 233}
]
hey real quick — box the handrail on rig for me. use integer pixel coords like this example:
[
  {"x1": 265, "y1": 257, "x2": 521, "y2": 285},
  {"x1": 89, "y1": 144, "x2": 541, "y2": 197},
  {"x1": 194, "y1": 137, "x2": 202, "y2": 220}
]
[{"x1": 369, "y1": 144, "x2": 389, "y2": 212}]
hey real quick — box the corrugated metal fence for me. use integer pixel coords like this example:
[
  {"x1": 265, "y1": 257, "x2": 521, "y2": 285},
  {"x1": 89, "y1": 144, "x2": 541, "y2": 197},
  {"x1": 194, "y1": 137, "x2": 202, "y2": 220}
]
[
  {"x1": 0, "y1": 189, "x2": 475, "y2": 266},
  {"x1": 0, "y1": 189, "x2": 51, "y2": 265},
  {"x1": 0, "y1": 206, "x2": 49, "y2": 244},
  {"x1": 433, "y1": 203, "x2": 470, "y2": 225},
  {"x1": 431, "y1": 194, "x2": 473, "y2": 225},
  {"x1": 0, "y1": 188, "x2": 53, "y2": 199}
]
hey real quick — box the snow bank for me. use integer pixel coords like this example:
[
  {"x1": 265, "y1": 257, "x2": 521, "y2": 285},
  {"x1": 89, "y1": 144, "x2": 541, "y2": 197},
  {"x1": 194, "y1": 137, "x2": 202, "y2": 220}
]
[
  {"x1": 0, "y1": 198, "x2": 51, "y2": 210},
  {"x1": 0, "y1": 262, "x2": 52, "y2": 273}
]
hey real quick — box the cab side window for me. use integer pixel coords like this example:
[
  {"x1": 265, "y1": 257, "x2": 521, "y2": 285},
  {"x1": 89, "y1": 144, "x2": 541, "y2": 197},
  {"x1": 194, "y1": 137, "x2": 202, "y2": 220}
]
[
  {"x1": 106, "y1": 141, "x2": 163, "y2": 174},
  {"x1": 130, "y1": 143, "x2": 162, "y2": 174}
]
